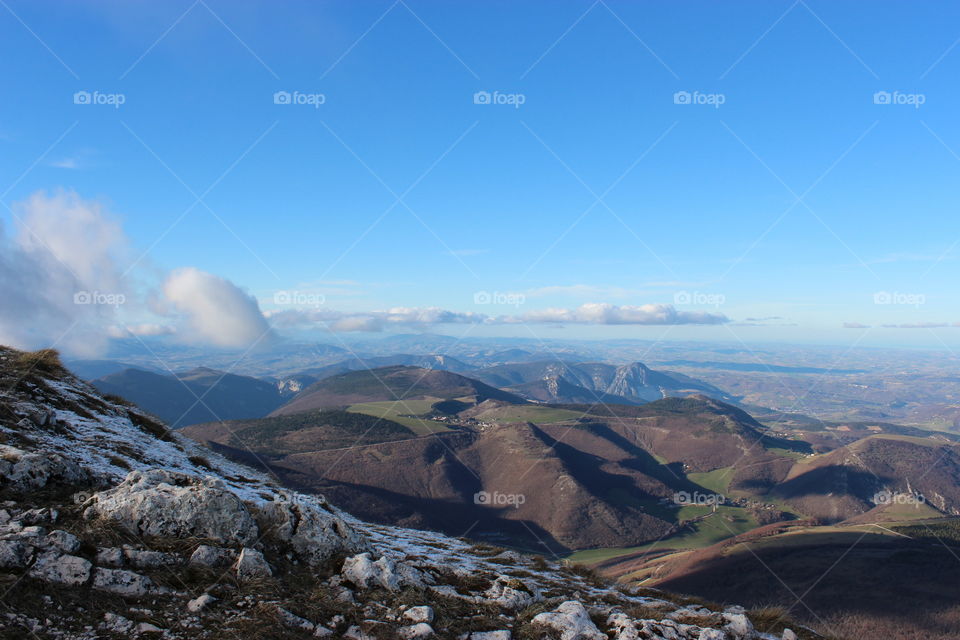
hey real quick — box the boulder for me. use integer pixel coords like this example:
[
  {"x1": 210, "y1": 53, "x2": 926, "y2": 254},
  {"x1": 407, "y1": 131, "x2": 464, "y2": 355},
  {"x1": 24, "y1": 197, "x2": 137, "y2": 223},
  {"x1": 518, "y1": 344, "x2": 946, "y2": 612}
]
[
  {"x1": 0, "y1": 540, "x2": 32, "y2": 569},
  {"x1": 342, "y1": 552, "x2": 424, "y2": 591},
  {"x1": 84, "y1": 470, "x2": 259, "y2": 545},
  {"x1": 235, "y1": 547, "x2": 272, "y2": 582},
  {"x1": 92, "y1": 567, "x2": 160, "y2": 598},
  {"x1": 256, "y1": 494, "x2": 368, "y2": 566},
  {"x1": 403, "y1": 606, "x2": 434, "y2": 624},
  {"x1": 531, "y1": 601, "x2": 605, "y2": 640},
  {"x1": 722, "y1": 612, "x2": 755, "y2": 638},
  {"x1": 28, "y1": 551, "x2": 91, "y2": 586},
  {"x1": 0, "y1": 447, "x2": 87, "y2": 492},
  {"x1": 187, "y1": 593, "x2": 217, "y2": 613},
  {"x1": 44, "y1": 530, "x2": 80, "y2": 554},
  {"x1": 483, "y1": 576, "x2": 541, "y2": 610}
]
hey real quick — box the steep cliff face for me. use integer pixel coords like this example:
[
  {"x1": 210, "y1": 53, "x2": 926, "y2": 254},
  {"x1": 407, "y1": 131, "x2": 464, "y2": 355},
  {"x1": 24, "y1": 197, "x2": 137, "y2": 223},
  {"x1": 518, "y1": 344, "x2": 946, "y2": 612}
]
[{"x1": 0, "y1": 347, "x2": 806, "y2": 640}]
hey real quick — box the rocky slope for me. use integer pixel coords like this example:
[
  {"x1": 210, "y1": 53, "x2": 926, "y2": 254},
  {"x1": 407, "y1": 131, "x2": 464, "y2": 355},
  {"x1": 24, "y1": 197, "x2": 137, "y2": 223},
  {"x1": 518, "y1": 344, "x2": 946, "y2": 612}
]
[{"x1": 0, "y1": 347, "x2": 808, "y2": 639}]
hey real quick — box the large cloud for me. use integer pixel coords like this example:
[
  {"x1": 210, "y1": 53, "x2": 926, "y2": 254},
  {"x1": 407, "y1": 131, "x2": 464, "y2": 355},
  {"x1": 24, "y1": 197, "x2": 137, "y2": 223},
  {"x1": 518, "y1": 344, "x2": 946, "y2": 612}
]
[
  {"x1": 0, "y1": 190, "x2": 131, "y2": 356},
  {"x1": 0, "y1": 190, "x2": 274, "y2": 355},
  {"x1": 162, "y1": 268, "x2": 274, "y2": 348}
]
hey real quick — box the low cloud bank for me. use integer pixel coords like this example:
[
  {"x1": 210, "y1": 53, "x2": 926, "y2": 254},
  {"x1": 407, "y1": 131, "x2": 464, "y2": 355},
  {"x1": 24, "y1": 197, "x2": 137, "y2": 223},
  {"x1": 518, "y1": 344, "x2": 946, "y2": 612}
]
[{"x1": 267, "y1": 302, "x2": 729, "y2": 333}]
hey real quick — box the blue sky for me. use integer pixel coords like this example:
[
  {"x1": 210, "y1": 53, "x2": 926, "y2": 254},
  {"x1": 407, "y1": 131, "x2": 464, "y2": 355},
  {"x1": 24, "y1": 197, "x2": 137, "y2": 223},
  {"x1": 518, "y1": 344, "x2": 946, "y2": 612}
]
[{"x1": 2, "y1": 0, "x2": 960, "y2": 350}]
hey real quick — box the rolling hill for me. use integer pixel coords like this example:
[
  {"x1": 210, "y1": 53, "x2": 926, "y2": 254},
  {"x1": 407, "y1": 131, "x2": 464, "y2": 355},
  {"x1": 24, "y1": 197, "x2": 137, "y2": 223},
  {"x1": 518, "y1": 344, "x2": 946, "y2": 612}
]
[
  {"x1": 269, "y1": 365, "x2": 527, "y2": 417},
  {"x1": 187, "y1": 392, "x2": 817, "y2": 552}
]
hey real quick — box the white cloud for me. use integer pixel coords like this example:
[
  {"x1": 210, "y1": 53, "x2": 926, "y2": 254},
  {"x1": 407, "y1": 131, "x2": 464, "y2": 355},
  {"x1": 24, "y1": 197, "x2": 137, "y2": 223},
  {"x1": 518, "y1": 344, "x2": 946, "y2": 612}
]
[
  {"x1": 516, "y1": 303, "x2": 728, "y2": 325},
  {"x1": 0, "y1": 191, "x2": 278, "y2": 355},
  {"x1": 266, "y1": 302, "x2": 728, "y2": 332},
  {"x1": 162, "y1": 268, "x2": 274, "y2": 348},
  {"x1": 0, "y1": 190, "x2": 131, "y2": 356},
  {"x1": 267, "y1": 306, "x2": 485, "y2": 333}
]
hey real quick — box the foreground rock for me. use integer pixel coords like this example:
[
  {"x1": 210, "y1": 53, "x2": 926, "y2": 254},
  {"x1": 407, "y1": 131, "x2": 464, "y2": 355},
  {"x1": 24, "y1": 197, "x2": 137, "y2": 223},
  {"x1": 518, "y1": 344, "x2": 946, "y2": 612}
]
[{"x1": 83, "y1": 469, "x2": 260, "y2": 544}]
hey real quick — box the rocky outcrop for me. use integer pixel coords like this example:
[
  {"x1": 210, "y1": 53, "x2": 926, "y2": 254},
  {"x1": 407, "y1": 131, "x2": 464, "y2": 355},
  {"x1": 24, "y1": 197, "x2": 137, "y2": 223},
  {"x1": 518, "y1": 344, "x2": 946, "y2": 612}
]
[
  {"x1": 257, "y1": 491, "x2": 368, "y2": 566},
  {"x1": 0, "y1": 448, "x2": 89, "y2": 492},
  {"x1": 83, "y1": 469, "x2": 260, "y2": 544},
  {"x1": 341, "y1": 552, "x2": 426, "y2": 591}
]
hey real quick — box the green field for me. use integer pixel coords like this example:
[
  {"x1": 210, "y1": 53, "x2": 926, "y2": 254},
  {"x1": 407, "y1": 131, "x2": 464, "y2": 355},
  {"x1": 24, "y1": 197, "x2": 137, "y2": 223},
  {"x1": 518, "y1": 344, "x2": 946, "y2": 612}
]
[
  {"x1": 567, "y1": 504, "x2": 759, "y2": 565},
  {"x1": 347, "y1": 400, "x2": 450, "y2": 435},
  {"x1": 687, "y1": 467, "x2": 733, "y2": 494},
  {"x1": 566, "y1": 544, "x2": 651, "y2": 564},
  {"x1": 474, "y1": 405, "x2": 584, "y2": 424}
]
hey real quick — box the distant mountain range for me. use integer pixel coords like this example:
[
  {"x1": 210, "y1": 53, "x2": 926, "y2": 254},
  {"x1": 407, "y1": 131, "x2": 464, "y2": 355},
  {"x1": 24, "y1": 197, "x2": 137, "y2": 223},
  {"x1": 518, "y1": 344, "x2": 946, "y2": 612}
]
[
  {"x1": 290, "y1": 353, "x2": 476, "y2": 379},
  {"x1": 81, "y1": 350, "x2": 733, "y2": 428},
  {"x1": 471, "y1": 360, "x2": 731, "y2": 404}
]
